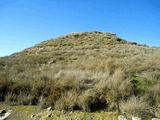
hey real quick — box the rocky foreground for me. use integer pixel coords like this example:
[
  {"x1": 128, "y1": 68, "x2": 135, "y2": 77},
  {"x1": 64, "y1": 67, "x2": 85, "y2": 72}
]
[
  {"x1": 0, "y1": 105, "x2": 118, "y2": 120},
  {"x1": 0, "y1": 105, "x2": 160, "y2": 120}
]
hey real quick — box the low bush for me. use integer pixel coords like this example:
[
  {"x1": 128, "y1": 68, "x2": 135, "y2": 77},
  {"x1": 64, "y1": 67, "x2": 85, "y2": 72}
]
[
  {"x1": 79, "y1": 89, "x2": 107, "y2": 112},
  {"x1": 0, "y1": 72, "x2": 11, "y2": 101},
  {"x1": 47, "y1": 87, "x2": 62, "y2": 106},
  {"x1": 10, "y1": 81, "x2": 32, "y2": 95},
  {"x1": 5, "y1": 93, "x2": 33, "y2": 105}
]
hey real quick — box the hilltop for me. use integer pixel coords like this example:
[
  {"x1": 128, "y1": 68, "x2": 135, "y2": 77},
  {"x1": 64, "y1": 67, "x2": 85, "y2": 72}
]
[{"x1": 0, "y1": 31, "x2": 160, "y2": 119}]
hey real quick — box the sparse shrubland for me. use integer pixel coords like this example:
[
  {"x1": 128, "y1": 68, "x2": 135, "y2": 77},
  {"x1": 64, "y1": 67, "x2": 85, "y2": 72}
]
[{"x1": 0, "y1": 31, "x2": 160, "y2": 118}]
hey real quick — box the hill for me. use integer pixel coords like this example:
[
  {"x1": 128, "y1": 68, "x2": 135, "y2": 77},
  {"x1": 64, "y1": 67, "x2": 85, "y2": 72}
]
[{"x1": 0, "y1": 31, "x2": 160, "y2": 119}]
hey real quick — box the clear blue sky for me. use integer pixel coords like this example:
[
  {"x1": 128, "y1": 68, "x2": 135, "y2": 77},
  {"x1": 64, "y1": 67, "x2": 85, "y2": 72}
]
[{"x1": 0, "y1": 0, "x2": 160, "y2": 57}]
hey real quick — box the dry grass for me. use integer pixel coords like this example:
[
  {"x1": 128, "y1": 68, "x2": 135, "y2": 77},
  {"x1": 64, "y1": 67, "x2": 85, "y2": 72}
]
[
  {"x1": 0, "y1": 31, "x2": 159, "y2": 117},
  {"x1": 120, "y1": 96, "x2": 150, "y2": 119}
]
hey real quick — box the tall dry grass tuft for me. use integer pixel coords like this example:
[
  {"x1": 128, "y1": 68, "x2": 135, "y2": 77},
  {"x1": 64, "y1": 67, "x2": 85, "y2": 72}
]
[
  {"x1": 54, "y1": 90, "x2": 80, "y2": 111},
  {"x1": 120, "y1": 96, "x2": 150, "y2": 119},
  {"x1": 104, "y1": 68, "x2": 132, "y2": 112}
]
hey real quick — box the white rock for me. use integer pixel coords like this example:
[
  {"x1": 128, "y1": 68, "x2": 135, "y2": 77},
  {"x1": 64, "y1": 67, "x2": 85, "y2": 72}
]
[
  {"x1": 7, "y1": 110, "x2": 12, "y2": 113},
  {"x1": 31, "y1": 114, "x2": 35, "y2": 118},
  {"x1": 46, "y1": 113, "x2": 52, "y2": 118},
  {"x1": 152, "y1": 118, "x2": 160, "y2": 120},
  {"x1": 132, "y1": 116, "x2": 141, "y2": 120},
  {"x1": 47, "y1": 107, "x2": 52, "y2": 111},
  {"x1": 0, "y1": 112, "x2": 11, "y2": 120},
  {"x1": 118, "y1": 115, "x2": 128, "y2": 120}
]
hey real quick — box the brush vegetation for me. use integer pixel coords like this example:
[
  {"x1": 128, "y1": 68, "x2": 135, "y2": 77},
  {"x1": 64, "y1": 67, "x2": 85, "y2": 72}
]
[{"x1": 0, "y1": 31, "x2": 160, "y2": 118}]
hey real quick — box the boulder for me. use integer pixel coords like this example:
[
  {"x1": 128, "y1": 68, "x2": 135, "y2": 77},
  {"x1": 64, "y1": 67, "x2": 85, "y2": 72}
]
[{"x1": 118, "y1": 115, "x2": 128, "y2": 120}]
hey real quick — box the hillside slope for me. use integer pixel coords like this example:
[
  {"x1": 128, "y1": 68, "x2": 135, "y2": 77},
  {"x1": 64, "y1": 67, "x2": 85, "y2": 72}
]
[{"x1": 0, "y1": 31, "x2": 160, "y2": 119}]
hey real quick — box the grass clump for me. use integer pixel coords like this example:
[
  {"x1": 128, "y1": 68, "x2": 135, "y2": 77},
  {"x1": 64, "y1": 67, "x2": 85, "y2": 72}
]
[{"x1": 120, "y1": 96, "x2": 152, "y2": 119}]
